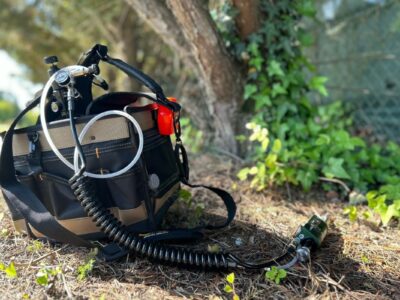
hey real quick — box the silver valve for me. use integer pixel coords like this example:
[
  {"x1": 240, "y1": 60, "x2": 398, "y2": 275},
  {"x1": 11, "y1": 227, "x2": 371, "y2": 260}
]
[{"x1": 54, "y1": 64, "x2": 99, "y2": 86}]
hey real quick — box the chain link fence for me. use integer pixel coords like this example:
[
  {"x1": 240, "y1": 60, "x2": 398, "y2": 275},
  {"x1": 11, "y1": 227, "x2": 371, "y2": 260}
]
[{"x1": 307, "y1": 0, "x2": 400, "y2": 143}]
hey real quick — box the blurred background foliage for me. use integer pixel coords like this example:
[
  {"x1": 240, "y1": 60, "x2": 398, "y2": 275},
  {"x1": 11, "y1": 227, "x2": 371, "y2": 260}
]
[{"x1": 0, "y1": 0, "x2": 399, "y2": 226}]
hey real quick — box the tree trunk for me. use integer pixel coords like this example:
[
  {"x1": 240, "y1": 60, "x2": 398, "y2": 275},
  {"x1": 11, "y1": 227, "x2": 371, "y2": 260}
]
[
  {"x1": 124, "y1": 0, "x2": 214, "y2": 143},
  {"x1": 126, "y1": 0, "x2": 246, "y2": 154},
  {"x1": 232, "y1": 0, "x2": 260, "y2": 39},
  {"x1": 166, "y1": 0, "x2": 244, "y2": 153}
]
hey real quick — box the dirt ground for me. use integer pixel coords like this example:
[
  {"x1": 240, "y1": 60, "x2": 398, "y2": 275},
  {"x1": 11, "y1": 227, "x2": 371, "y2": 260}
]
[{"x1": 0, "y1": 154, "x2": 399, "y2": 299}]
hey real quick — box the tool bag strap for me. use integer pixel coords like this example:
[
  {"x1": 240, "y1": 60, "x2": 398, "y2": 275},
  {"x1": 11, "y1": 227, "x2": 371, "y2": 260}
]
[
  {"x1": 144, "y1": 182, "x2": 236, "y2": 244},
  {"x1": 78, "y1": 43, "x2": 181, "y2": 112},
  {"x1": 0, "y1": 97, "x2": 93, "y2": 247}
]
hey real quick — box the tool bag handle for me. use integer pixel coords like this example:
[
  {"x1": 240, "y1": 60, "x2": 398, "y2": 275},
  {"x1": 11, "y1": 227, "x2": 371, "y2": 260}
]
[{"x1": 78, "y1": 44, "x2": 181, "y2": 112}]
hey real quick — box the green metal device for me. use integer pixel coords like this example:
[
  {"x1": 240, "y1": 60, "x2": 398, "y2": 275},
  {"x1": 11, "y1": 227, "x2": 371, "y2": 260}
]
[{"x1": 294, "y1": 215, "x2": 328, "y2": 250}]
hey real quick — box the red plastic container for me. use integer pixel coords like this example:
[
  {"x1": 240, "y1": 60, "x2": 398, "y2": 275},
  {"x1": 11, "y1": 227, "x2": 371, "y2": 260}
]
[{"x1": 157, "y1": 97, "x2": 178, "y2": 136}]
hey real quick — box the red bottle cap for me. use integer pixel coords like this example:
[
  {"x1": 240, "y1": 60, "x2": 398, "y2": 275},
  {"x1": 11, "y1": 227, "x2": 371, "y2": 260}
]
[{"x1": 157, "y1": 97, "x2": 178, "y2": 136}]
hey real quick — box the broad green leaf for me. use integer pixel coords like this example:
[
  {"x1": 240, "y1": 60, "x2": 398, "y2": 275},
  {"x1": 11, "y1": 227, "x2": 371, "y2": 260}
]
[
  {"x1": 296, "y1": 170, "x2": 316, "y2": 191},
  {"x1": 271, "y1": 83, "x2": 287, "y2": 97},
  {"x1": 226, "y1": 272, "x2": 235, "y2": 284},
  {"x1": 272, "y1": 139, "x2": 282, "y2": 153},
  {"x1": 310, "y1": 76, "x2": 328, "y2": 97},
  {"x1": 315, "y1": 134, "x2": 331, "y2": 146},
  {"x1": 265, "y1": 266, "x2": 278, "y2": 281},
  {"x1": 261, "y1": 138, "x2": 269, "y2": 151},
  {"x1": 224, "y1": 284, "x2": 233, "y2": 293},
  {"x1": 268, "y1": 61, "x2": 284, "y2": 77},
  {"x1": 277, "y1": 269, "x2": 287, "y2": 279},
  {"x1": 265, "y1": 154, "x2": 277, "y2": 168},
  {"x1": 322, "y1": 157, "x2": 350, "y2": 180},
  {"x1": 249, "y1": 166, "x2": 258, "y2": 175},
  {"x1": 298, "y1": 30, "x2": 314, "y2": 47},
  {"x1": 297, "y1": 0, "x2": 317, "y2": 17},
  {"x1": 343, "y1": 206, "x2": 358, "y2": 222},
  {"x1": 254, "y1": 95, "x2": 271, "y2": 110},
  {"x1": 244, "y1": 84, "x2": 257, "y2": 100},
  {"x1": 237, "y1": 168, "x2": 249, "y2": 181},
  {"x1": 36, "y1": 270, "x2": 49, "y2": 286},
  {"x1": 380, "y1": 184, "x2": 400, "y2": 200},
  {"x1": 250, "y1": 56, "x2": 264, "y2": 70}
]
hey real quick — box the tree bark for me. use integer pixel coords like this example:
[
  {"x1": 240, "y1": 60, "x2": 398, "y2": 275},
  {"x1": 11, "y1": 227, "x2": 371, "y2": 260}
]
[
  {"x1": 124, "y1": 0, "x2": 214, "y2": 138},
  {"x1": 166, "y1": 0, "x2": 245, "y2": 153},
  {"x1": 124, "y1": 0, "x2": 192, "y2": 66},
  {"x1": 232, "y1": 0, "x2": 260, "y2": 39}
]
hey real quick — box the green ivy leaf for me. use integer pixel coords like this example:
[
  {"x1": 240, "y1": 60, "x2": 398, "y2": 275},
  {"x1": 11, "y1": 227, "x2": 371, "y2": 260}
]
[
  {"x1": 268, "y1": 60, "x2": 284, "y2": 77},
  {"x1": 322, "y1": 157, "x2": 350, "y2": 180},
  {"x1": 271, "y1": 83, "x2": 287, "y2": 97},
  {"x1": 298, "y1": 30, "x2": 314, "y2": 47},
  {"x1": 315, "y1": 134, "x2": 331, "y2": 146},
  {"x1": 310, "y1": 76, "x2": 328, "y2": 97},
  {"x1": 254, "y1": 95, "x2": 271, "y2": 110},
  {"x1": 380, "y1": 184, "x2": 400, "y2": 200},
  {"x1": 244, "y1": 84, "x2": 257, "y2": 100},
  {"x1": 296, "y1": 0, "x2": 317, "y2": 17},
  {"x1": 296, "y1": 169, "x2": 316, "y2": 191}
]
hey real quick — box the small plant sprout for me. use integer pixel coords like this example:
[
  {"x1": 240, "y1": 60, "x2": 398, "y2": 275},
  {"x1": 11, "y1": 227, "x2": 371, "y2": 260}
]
[
  {"x1": 343, "y1": 206, "x2": 358, "y2": 222},
  {"x1": 0, "y1": 261, "x2": 17, "y2": 278},
  {"x1": 224, "y1": 272, "x2": 240, "y2": 300},
  {"x1": 77, "y1": 248, "x2": 98, "y2": 281},
  {"x1": 36, "y1": 266, "x2": 62, "y2": 286},
  {"x1": 27, "y1": 240, "x2": 43, "y2": 252},
  {"x1": 265, "y1": 266, "x2": 287, "y2": 284}
]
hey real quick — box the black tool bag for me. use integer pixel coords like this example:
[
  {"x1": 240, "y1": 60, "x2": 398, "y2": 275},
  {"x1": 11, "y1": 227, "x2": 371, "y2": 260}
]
[{"x1": 0, "y1": 45, "x2": 236, "y2": 255}]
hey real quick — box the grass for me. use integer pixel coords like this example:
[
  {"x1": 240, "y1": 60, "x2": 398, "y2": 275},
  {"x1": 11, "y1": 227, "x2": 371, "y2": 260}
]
[{"x1": 0, "y1": 154, "x2": 399, "y2": 299}]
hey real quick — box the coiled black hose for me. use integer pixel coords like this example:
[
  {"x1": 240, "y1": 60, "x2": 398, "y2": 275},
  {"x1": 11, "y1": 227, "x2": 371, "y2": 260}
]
[{"x1": 69, "y1": 173, "x2": 294, "y2": 270}]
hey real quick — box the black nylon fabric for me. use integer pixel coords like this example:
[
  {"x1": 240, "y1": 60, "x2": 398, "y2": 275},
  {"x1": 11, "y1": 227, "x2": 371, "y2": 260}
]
[
  {"x1": 0, "y1": 51, "x2": 237, "y2": 257},
  {"x1": 0, "y1": 97, "x2": 92, "y2": 247}
]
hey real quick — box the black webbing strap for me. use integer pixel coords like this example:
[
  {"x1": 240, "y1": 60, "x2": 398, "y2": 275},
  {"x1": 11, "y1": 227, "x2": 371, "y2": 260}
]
[
  {"x1": 0, "y1": 97, "x2": 93, "y2": 247},
  {"x1": 183, "y1": 182, "x2": 236, "y2": 230},
  {"x1": 145, "y1": 181, "x2": 236, "y2": 244}
]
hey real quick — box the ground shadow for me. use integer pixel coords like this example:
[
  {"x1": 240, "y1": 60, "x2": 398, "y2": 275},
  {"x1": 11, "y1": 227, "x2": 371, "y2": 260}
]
[{"x1": 85, "y1": 212, "x2": 399, "y2": 299}]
